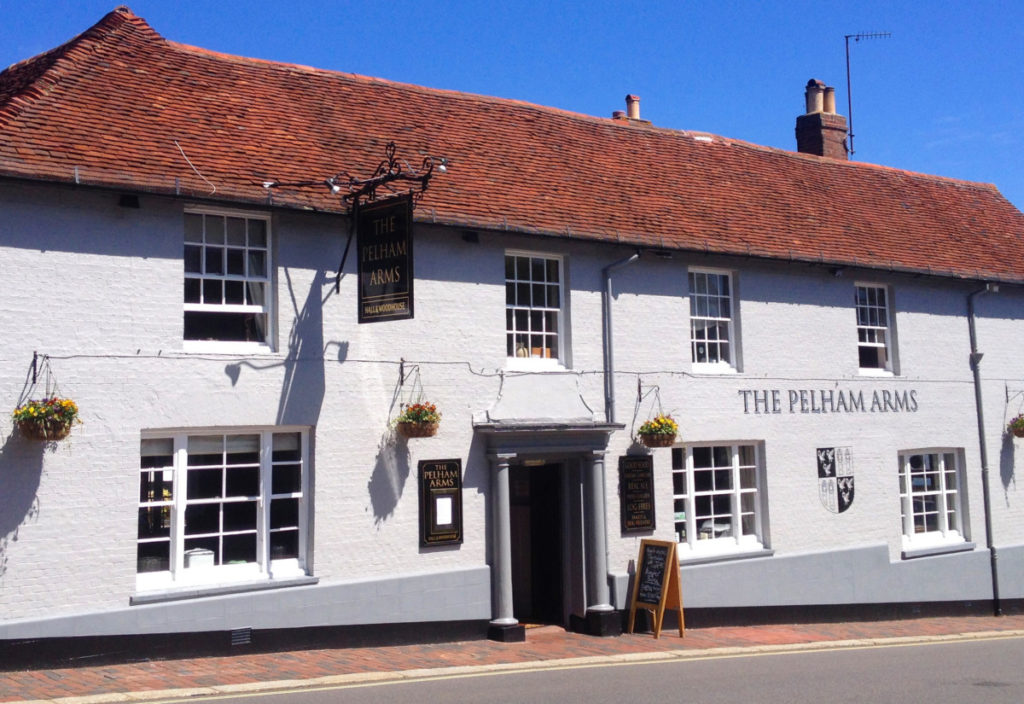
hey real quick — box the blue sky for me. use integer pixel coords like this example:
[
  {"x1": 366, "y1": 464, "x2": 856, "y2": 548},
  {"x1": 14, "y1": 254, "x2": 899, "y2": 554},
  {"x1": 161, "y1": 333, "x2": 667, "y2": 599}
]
[{"x1": 3, "y1": 1, "x2": 1022, "y2": 210}]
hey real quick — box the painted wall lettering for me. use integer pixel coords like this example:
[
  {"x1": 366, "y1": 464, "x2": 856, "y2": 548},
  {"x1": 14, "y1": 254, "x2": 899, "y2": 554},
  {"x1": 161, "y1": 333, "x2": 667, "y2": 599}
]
[{"x1": 739, "y1": 388, "x2": 918, "y2": 414}]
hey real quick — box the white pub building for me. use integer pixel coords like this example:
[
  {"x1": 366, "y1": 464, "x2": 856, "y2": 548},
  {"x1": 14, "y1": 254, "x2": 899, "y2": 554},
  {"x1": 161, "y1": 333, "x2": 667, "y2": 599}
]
[{"x1": 1, "y1": 7, "x2": 1023, "y2": 664}]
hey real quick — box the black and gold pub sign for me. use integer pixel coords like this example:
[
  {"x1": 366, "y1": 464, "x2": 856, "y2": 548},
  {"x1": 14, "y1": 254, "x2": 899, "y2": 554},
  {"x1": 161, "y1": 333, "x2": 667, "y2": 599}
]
[
  {"x1": 418, "y1": 458, "x2": 463, "y2": 546},
  {"x1": 619, "y1": 455, "x2": 656, "y2": 533},
  {"x1": 357, "y1": 194, "x2": 413, "y2": 323}
]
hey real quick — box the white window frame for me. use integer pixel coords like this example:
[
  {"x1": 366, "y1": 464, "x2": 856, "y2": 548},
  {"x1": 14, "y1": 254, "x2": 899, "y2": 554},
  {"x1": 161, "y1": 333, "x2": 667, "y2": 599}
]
[
  {"x1": 672, "y1": 443, "x2": 766, "y2": 557},
  {"x1": 505, "y1": 250, "x2": 566, "y2": 369},
  {"x1": 688, "y1": 268, "x2": 738, "y2": 373},
  {"x1": 855, "y1": 283, "x2": 896, "y2": 375},
  {"x1": 136, "y1": 427, "x2": 309, "y2": 593},
  {"x1": 898, "y1": 449, "x2": 967, "y2": 551},
  {"x1": 183, "y1": 207, "x2": 275, "y2": 353}
]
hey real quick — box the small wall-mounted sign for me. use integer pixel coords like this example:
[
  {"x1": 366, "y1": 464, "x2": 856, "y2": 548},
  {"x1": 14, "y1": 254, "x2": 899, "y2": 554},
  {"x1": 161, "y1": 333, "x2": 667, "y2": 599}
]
[
  {"x1": 357, "y1": 193, "x2": 413, "y2": 323},
  {"x1": 817, "y1": 446, "x2": 854, "y2": 513},
  {"x1": 619, "y1": 455, "x2": 656, "y2": 533},
  {"x1": 418, "y1": 458, "x2": 463, "y2": 546}
]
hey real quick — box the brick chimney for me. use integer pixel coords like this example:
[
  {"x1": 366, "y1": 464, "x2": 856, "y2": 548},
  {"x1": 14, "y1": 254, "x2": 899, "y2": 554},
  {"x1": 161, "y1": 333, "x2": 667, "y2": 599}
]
[{"x1": 795, "y1": 79, "x2": 848, "y2": 159}]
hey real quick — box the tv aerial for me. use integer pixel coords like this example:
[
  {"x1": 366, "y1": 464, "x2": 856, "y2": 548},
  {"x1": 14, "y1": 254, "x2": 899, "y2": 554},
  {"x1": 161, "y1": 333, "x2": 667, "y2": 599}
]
[{"x1": 845, "y1": 31, "x2": 891, "y2": 157}]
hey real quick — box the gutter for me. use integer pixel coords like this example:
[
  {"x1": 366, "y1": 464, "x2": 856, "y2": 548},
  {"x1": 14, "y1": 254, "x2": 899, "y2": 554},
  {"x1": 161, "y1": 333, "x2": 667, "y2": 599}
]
[
  {"x1": 967, "y1": 282, "x2": 1001, "y2": 616},
  {"x1": 602, "y1": 251, "x2": 641, "y2": 423}
]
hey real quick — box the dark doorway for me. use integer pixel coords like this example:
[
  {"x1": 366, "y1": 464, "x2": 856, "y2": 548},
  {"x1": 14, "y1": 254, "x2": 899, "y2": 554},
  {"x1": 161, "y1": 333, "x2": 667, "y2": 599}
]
[{"x1": 510, "y1": 463, "x2": 563, "y2": 624}]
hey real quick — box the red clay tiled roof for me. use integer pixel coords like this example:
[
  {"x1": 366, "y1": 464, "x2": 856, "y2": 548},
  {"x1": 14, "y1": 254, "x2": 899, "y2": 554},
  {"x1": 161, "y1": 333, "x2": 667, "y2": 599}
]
[{"x1": 2, "y1": 7, "x2": 1023, "y2": 282}]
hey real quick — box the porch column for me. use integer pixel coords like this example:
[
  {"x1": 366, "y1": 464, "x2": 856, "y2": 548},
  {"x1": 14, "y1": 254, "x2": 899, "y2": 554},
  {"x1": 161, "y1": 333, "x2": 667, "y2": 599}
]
[
  {"x1": 584, "y1": 450, "x2": 614, "y2": 610},
  {"x1": 487, "y1": 452, "x2": 524, "y2": 641}
]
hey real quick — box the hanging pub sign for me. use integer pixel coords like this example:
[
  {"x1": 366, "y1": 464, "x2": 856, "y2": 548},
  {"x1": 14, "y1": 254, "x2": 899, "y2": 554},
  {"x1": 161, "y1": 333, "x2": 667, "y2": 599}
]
[
  {"x1": 418, "y1": 458, "x2": 463, "y2": 546},
  {"x1": 619, "y1": 455, "x2": 656, "y2": 533},
  {"x1": 357, "y1": 193, "x2": 414, "y2": 323}
]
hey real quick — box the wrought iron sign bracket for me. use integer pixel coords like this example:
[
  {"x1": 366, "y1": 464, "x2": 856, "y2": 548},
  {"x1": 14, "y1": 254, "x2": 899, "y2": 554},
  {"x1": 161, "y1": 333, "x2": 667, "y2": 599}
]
[{"x1": 259, "y1": 141, "x2": 447, "y2": 293}]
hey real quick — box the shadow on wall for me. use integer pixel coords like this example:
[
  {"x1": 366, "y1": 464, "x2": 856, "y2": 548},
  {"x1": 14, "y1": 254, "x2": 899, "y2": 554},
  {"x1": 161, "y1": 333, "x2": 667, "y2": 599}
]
[
  {"x1": 999, "y1": 432, "x2": 1016, "y2": 499},
  {"x1": 222, "y1": 269, "x2": 338, "y2": 428},
  {"x1": 277, "y1": 269, "x2": 329, "y2": 427},
  {"x1": 0, "y1": 431, "x2": 44, "y2": 579},
  {"x1": 368, "y1": 430, "x2": 410, "y2": 527}
]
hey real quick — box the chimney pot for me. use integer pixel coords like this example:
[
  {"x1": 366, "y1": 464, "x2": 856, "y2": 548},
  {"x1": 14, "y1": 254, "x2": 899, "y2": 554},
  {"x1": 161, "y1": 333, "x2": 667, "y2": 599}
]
[
  {"x1": 823, "y1": 86, "x2": 836, "y2": 114},
  {"x1": 804, "y1": 79, "x2": 825, "y2": 114},
  {"x1": 796, "y1": 79, "x2": 848, "y2": 159},
  {"x1": 625, "y1": 94, "x2": 641, "y2": 120},
  {"x1": 612, "y1": 110, "x2": 626, "y2": 120}
]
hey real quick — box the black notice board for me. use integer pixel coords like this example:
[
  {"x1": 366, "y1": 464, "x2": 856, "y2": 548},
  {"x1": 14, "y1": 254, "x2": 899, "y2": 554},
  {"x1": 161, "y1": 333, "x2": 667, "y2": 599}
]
[
  {"x1": 418, "y1": 458, "x2": 463, "y2": 547},
  {"x1": 628, "y1": 539, "x2": 684, "y2": 639},
  {"x1": 619, "y1": 455, "x2": 656, "y2": 533}
]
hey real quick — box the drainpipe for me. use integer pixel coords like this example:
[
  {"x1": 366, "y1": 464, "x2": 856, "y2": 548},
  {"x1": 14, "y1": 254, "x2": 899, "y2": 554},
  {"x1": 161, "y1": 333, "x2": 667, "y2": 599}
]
[
  {"x1": 968, "y1": 282, "x2": 1001, "y2": 616},
  {"x1": 602, "y1": 251, "x2": 641, "y2": 423}
]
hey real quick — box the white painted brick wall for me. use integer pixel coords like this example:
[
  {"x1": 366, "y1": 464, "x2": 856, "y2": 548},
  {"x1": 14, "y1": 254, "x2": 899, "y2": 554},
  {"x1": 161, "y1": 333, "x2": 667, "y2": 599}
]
[{"x1": 2, "y1": 181, "x2": 1022, "y2": 626}]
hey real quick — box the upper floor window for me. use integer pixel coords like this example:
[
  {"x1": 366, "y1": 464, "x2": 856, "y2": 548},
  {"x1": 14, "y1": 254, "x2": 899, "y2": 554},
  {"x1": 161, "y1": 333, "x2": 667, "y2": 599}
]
[
  {"x1": 689, "y1": 269, "x2": 737, "y2": 371},
  {"x1": 184, "y1": 209, "x2": 272, "y2": 347},
  {"x1": 855, "y1": 284, "x2": 895, "y2": 373},
  {"x1": 898, "y1": 449, "x2": 966, "y2": 550},
  {"x1": 137, "y1": 428, "x2": 308, "y2": 591},
  {"x1": 672, "y1": 443, "x2": 766, "y2": 555},
  {"x1": 506, "y1": 252, "x2": 563, "y2": 365}
]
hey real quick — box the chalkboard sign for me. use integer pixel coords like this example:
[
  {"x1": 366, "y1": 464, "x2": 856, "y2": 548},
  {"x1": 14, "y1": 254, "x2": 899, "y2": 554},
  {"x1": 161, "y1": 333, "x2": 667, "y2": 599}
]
[
  {"x1": 628, "y1": 539, "x2": 684, "y2": 638},
  {"x1": 635, "y1": 542, "x2": 669, "y2": 604},
  {"x1": 619, "y1": 455, "x2": 656, "y2": 533}
]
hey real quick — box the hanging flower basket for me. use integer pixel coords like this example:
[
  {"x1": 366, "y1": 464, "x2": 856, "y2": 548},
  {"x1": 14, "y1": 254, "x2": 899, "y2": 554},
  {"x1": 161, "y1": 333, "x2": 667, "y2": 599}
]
[
  {"x1": 395, "y1": 402, "x2": 441, "y2": 439},
  {"x1": 1009, "y1": 414, "x2": 1024, "y2": 439},
  {"x1": 13, "y1": 397, "x2": 79, "y2": 441},
  {"x1": 637, "y1": 414, "x2": 679, "y2": 448},
  {"x1": 640, "y1": 433, "x2": 676, "y2": 448},
  {"x1": 397, "y1": 421, "x2": 439, "y2": 438}
]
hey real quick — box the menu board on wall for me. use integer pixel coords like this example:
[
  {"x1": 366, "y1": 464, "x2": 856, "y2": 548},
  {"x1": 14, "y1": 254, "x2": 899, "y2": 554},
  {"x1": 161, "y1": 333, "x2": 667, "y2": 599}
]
[{"x1": 619, "y1": 455, "x2": 656, "y2": 533}]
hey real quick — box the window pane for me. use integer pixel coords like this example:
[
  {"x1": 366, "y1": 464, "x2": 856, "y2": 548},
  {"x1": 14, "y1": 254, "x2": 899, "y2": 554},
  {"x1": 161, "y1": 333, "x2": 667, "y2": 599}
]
[
  {"x1": 272, "y1": 432, "x2": 301, "y2": 461},
  {"x1": 185, "y1": 503, "x2": 220, "y2": 534},
  {"x1": 185, "y1": 245, "x2": 202, "y2": 273},
  {"x1": 225, "y1": 280, "x2": 244, "y2": 304},
  {"x1": 247, "y1": 219, "x2": 267, "y2": 247},
  {"x1": 188, "y1": 436, "x2": 222, "y2": 461},
  {"x1": 226, "y1": 435, "x2": 260, "y2": 464},
  {"x1": 226, "y1": 217, "x2": 246, "y2": 245},
  {"x1": 226, "y1": 467, "x2": 259, "y2": 497},
  {"x1": 205, "y1": 247, "x2": 224, "y2": 275},
  {"x1": 223, "y1": 501, "x2": 257, "y2": 531},
  {"x1": 184, "y1": 213, "x2": 203, "y2": 242},
  {"x1": 184, "y1": 537, "x2": 219, "y2": 565},
  {"x1": 270, "y1": 531, "x2": 299, "y2": 560},
  {"x1": 202, "y1": 278, "x2": 222, "y2": 304},
  {"x1": 138, "y1": 506, "x2": 171, "y2": 538},
  {"x1": 248, "y1": 250, "x2": 266, "y2": 278},
  {"x1": 227, "y1": 248, "x2": 245, "y2": 275},
  {"x1": 140, "y1": 469, "x2": 174, "y2": 502},
  {"x1": 137, "y1": 541, "x2": 170, "y2": 572},
  {"x1": 184, "y1": 277, "x2": 201, "y2": 303},
  {"x1": 187, "y1": 469, "x2": 223, "y2": 499},
  {"x1": 271, "y1": 498, "x2": 299, "y2": 529},
  {"x1": 205, "y1": 216, "x2": 225, "y2": 244},
  {"x1": 272, "y1": 464, "x2": 302, "y2": 494},
  {"x1": 223, "y1": 534, "x2": 256, "y2": 564}
]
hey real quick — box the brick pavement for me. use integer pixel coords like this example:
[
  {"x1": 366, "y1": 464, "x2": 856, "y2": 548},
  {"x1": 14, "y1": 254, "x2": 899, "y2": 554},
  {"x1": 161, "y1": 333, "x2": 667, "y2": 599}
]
[{"x1": 3, "y1": 614, "x2": 1024, "y2": 703}]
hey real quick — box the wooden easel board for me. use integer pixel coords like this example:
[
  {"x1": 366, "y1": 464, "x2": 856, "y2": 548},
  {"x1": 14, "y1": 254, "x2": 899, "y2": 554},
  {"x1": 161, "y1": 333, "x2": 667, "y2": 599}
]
[{"x1": 627, "y1": 539, "x2": 684, "y2": 638}]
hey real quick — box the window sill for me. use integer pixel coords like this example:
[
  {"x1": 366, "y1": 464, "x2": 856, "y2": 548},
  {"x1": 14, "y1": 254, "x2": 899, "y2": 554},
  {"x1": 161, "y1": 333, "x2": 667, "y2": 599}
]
[
  {"x1": 901, "y1": 541, "x2": 975, "y2": 560},
  {"x1": 183, "y1": 340, "x2": 277, "y2": 355},
  {"x1": 678, "y1": 546, "x2": 773, "y2": 566},
  {"x1": 690, "y1": 363, "x2": 739, "y2": 375},
  {"x1": 130, "y1": 575, "x2": 318, "y2": 606},
  {"x1": 857, "y1": 368, "x2": 896, "y2": 377},
  {"x1": 504, "y1": 358, "x2": 567, "y2": 373}
]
